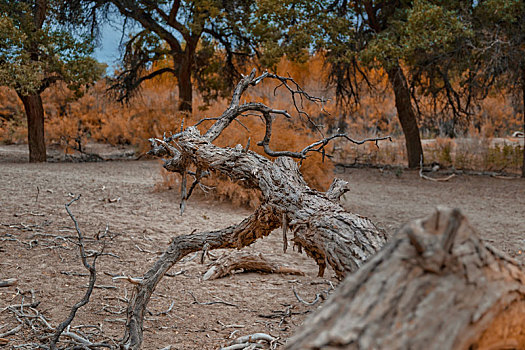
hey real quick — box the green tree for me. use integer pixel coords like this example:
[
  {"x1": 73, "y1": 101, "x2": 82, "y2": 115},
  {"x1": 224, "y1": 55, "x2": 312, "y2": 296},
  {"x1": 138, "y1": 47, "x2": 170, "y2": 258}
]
[
  {"x1": 93, "y1": 0, "x2": 315, "y2": 113},
  {"x1": 320, "y1": 1, "x2": 474, "y2": 168},
  {"x1": 471, "y1": 0, "x2": 525, "y2": 177},
  {"x1": 0, "y1": 0, "x2": 104, "y2": 162}
]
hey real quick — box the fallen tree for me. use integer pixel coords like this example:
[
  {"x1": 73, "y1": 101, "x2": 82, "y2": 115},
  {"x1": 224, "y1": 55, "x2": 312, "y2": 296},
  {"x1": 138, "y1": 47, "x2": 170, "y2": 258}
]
[
  {"x1": 120, "y1": 69, "x2": 389, "y2": 349},
  {"x1": 286, "y1": 207, "x2": 525, "y2": 350}
]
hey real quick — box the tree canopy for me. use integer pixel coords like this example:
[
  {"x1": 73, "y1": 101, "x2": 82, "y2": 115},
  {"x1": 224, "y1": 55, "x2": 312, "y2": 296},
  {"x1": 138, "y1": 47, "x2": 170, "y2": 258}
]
[
  {"x1": 0, "y1": 1, "x2": 103, "y2": 96},
  {"x1": 0, "y1": 0, "x2": 104, "y2": 161},
  {"x1": 96, "y1": 0, "x2": 319, "y2": 112}
]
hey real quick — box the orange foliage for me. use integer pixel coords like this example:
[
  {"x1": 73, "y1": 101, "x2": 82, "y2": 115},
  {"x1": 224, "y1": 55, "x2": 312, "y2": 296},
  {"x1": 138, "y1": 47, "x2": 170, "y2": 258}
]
[{"x1": 0, "y1": 53, "x2": 522, "y2": 190}]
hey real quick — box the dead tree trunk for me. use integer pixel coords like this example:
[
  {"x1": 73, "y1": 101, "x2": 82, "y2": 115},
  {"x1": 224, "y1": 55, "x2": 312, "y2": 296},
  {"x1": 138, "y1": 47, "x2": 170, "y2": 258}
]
[
  {"x1": 286, "y1": 207, "x2": 525, "y2": 350},
  {"x1": 120, "y1": 69, "x2": 389, "y2": 349}
]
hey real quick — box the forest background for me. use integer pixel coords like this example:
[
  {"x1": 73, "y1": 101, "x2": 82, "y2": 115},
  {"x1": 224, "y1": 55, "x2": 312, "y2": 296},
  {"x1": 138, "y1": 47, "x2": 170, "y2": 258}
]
[{"x1": 0, "y1": 0, "x2": 524, "y2": 190}]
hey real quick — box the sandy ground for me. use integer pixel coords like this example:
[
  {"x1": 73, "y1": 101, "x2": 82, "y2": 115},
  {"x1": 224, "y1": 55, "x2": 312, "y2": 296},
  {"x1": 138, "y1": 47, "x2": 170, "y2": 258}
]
[{"x1": 0, "y1": 145, "x2": 524, "y2": 349}]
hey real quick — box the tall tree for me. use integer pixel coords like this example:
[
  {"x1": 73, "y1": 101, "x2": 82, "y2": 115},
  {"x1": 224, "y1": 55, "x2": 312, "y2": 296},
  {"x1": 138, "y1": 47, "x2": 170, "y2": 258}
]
[
  {"x1": 470, "y1": 0, "x2": 525, "y2": 177},
  {"x1": 320, "y1": 1, "x2": 474, "y2": 168},
  {"x1": 96, "y1": 0, "x2": 315, "y2": 113},
  {"x1": 0, "y1": 0, "x2": 103, "y2": 162}
]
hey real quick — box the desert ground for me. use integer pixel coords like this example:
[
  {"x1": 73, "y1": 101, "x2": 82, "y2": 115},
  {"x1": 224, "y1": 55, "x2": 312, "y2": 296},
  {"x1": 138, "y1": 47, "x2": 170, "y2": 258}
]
[{"x1": 1, "y1": 144, "x2": 524, "y2": 349}]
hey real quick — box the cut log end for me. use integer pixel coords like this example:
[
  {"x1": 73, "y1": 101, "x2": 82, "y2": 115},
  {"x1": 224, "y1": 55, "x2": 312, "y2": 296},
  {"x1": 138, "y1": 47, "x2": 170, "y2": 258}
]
[{"x1": 286, "y1": 207, "x2": 525, "y2": 350}]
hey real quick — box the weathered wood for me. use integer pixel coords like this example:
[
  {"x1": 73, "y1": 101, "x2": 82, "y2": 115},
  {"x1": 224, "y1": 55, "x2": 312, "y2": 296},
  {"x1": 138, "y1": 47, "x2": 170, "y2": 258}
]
[
  {"x1": 121, "y1": 70, "x2": 388, "y2": 349},
  {"x1": 0, "y1": 278, "x2": 17, "y2": 288},
  {"x1": 286, "y1": 207, "x2": 525, "y2": 350},
  {"x1": 203, "y1": 251, "x2": 305, "y2": 280},
  {"x1": 121, "y1": 205, "x2": 281, "y2": 349},
  {"x1": 150, "y1": 127, "x2": 387, "y2": 278}
]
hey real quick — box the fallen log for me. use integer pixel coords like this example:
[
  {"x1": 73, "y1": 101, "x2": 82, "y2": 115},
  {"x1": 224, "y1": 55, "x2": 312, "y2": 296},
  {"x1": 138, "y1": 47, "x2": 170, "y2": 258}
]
[
  {"x1": 120, "y1": 70, "x2": 389, "y2": 349},
  {"x1": 286, "y1": 207, "x2": 525, "y2": 350}
]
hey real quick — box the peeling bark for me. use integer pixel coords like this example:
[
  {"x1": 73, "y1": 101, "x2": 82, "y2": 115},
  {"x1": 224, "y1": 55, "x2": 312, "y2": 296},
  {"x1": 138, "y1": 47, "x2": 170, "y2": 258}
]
[{"x1": 286, "y1": 207, "x2": 525, "y2": 350}]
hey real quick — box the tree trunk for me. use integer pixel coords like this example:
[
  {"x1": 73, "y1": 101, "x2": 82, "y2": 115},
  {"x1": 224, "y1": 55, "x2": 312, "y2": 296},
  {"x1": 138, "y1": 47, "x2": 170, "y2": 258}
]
[
  {"x1": 387, "y1": 64, "x2": 424, "y2": 168},
  {"x1": 521, "y1": 66, "x2": 525, "y2": 178},
  {"x1": 18, "y1": 92, "x2": 46, "y2": 162},
  {"x1": 176, "y1": 48, "x2": 194, "y2": 113},
  {"x1": 286, "y1": 207, "x2": 525, "y2": 350}
]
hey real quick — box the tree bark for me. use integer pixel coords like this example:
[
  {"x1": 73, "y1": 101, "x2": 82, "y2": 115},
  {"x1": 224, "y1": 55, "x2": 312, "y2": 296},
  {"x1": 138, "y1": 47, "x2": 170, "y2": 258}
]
[
  {"x1": 286, "y1": 207, "x2": 525, "y2": 350},
  {"x1": 18, "y1": 92, "x2": 46, "y2": 162},
  {"x1": 387, "y1": 64, "x2": 424, "y2": 168},
  {"x1": 120, "y1": 70, "x2": 388, "y2": 349},
  {"x1": 176, "y1": 41, "x2": 197, "y2": 113},
  {"x1": 521, "y1": 66, "x2": 525, "y2": 178},
  {"x1": 177, "y1": 61, "x2": 192, "y2": 112}
]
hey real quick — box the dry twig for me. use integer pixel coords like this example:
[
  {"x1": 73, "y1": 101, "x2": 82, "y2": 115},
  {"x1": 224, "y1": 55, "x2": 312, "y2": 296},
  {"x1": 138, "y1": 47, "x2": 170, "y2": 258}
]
[
  {"x1": 49, "y1": 195, "x2": 111, "y2": 350},
  {"x1": 0, "y1": 278, "x2": 17, "y2": 288}
]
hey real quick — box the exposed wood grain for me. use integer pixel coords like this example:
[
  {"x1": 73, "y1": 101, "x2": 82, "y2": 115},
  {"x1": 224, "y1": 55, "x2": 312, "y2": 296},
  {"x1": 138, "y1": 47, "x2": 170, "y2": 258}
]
[{"x1": 286, "y1": 207, "x2": 525, "y2": 350}]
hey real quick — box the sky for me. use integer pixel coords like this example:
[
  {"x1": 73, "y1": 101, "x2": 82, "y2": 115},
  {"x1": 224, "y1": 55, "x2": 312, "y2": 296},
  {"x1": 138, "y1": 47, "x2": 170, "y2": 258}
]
[{"x1": 92, "y1": 21, "x2": 126, "y2": 74}]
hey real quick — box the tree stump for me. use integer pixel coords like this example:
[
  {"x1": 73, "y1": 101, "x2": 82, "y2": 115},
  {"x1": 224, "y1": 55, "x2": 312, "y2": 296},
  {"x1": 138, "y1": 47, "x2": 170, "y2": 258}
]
[{"x1": 286, "y1": 207, "x2": 525, "y2": 350}]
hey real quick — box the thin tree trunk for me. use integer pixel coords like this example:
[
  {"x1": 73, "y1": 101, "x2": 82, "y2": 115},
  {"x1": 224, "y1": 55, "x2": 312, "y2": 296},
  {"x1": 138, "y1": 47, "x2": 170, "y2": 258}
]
[
  {"x1": 521, "y1": 66, "x2": 525, "y2": 178},
  {"x1": 387, "y1": 63, "x2": 424, "y2": 168},
  {"x1": 286, "y1": 207, "x2": 525, "y2": 350},
  {"x1": 18, "y1": 92, "x2": 46, "y2": 162}
]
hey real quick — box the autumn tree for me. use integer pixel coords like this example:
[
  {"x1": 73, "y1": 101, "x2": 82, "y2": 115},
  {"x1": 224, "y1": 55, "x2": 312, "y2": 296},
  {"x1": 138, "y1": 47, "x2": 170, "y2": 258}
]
[
  {"x1": 93, "y1": 0, "x2": 315, "y2": 113},
  {"x1": 0, "y1": 0, "x2": 104, "y2": 162}
]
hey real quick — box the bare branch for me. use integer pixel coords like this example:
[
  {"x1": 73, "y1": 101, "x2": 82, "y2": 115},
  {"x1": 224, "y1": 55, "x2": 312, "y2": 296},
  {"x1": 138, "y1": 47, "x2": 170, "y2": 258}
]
[
  {"x1": 195, "y1": 69, "x2": 390, "y2": 160},
  {"x1": 204, "y1": 69, "x2": 323, "y2": 142},
  {"x1": 188, "y1": 291, "x2": 238, "y2": 307},
  {"x1": 292, "y1": 287, "x2": 323, "y2": 306},
  {"x1": 49, "y1": 195, "x2": 101, "y2": 349},
  {"x1": 0, "y1": 279, "x2": 17, "y2": 288},
  {"x1": 419, "y1": 156, "x2": 456, "y2": 182},
  {"x1": 121, "y1": 205, "x2": 281, "y2": 349},
  {"x1": 260, "y1": 128, "x2": 392, "y2": 160}
]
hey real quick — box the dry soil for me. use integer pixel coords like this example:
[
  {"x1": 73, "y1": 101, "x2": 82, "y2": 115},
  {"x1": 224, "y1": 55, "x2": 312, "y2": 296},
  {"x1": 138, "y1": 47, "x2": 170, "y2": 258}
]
[{"x1": 0, "y1": 145, "x2": 524, "y2": 349}]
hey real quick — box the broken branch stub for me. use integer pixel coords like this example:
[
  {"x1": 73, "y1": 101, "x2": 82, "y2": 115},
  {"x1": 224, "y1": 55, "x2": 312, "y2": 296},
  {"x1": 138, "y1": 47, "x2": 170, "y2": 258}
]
[{"x1": 286, "y1": 207, "x2": 525, "y2": 350}]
